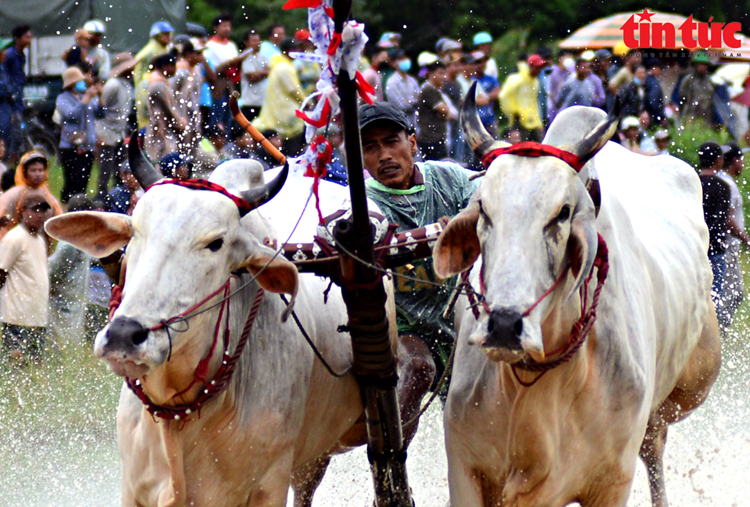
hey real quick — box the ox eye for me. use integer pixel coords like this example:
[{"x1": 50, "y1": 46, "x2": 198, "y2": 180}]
[
  {"x1": 206, "y1": 239, "x2": 224, "y2": 252},
  {"x1": 556, "y1": 205, "x2": 571, "y2": 222}
]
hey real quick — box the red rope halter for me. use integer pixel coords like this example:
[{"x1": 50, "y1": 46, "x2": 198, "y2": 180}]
[
  {"x1": 463, "y1": 233, "x2": 609, "y2": 387},
  {"x1": 124, "y1": 284, "x2": 266, "y2": 421},
  {"x1": 148, "y1": 178, "x2": 254, "y2": 216},
  {"x1": 480, "y1": 142, "x2": 587, "y2": 172}
]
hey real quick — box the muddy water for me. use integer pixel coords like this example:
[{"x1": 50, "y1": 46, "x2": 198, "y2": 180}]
[
  {"x1": 2, "y1": 330, "x2": 748, "y2": 507},
  {"x1": 314, "y1": 327, "x2": 750, "y2": 506}
]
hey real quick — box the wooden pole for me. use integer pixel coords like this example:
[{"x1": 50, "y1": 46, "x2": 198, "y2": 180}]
[{"x1": 331, "y1": 0, "x2": 413, "y2": 505}]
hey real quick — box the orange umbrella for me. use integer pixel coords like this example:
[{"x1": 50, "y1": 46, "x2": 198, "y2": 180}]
[{"x1": 560, "y1": 10, "x2": 708, "y2": 49}]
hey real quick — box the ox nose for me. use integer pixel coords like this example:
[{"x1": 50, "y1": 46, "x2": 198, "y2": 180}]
[
  {"x1": 485, "y1": 310, "x2": 524, "y2": 350},
  {"x1": 107, "y1": 317, "x2": 150, "y2": 349}
]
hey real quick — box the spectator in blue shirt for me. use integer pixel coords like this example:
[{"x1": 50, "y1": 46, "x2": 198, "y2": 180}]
[
  {"x1": 5, "y1": 25, "x2": 32, "y2": 166},
  {"x1": 467, "y1": 51, "x2": 500, "y2": 137}
]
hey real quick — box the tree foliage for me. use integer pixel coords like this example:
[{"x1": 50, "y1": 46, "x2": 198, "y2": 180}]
[{"x1": 187, "y1": 0, "x2": 750, "y2": 54}]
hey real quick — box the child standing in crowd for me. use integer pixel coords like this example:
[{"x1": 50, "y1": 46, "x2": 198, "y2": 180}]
[{"x1": 0, "y1": 191, "x2": 52, "y2": 363}]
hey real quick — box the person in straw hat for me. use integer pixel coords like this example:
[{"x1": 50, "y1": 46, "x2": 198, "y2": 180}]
[
  {"x1": 55, "y1": 66, "x2": 103, "y2": 203},
  {"x1": 95, "y1": 52, "x2": 136, "y2": 201}
]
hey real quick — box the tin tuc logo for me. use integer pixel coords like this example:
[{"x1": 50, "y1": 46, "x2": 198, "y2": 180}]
[{"x1": 620, "y1": 8, "x2": 741, "y2": 49}]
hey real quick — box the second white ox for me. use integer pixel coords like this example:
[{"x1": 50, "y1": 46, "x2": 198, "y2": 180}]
[
  {"x1": 45, "y1": 144, "x2": 431, "y2": 506},
  {"x1": 433, "y1": 87, "x2": 721, "y2": 507}
]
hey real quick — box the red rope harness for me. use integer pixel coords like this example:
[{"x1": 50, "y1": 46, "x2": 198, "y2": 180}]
[
  {"x1": 148, "y1": 178, "x2": 254, "y2": 216},
  {"x1": 464, "y1": 233, "x2": 609, "y2": 387},
  {"x1": 480, "y1": 142, "x2": 586, "y2": 172},
  {"x1": 124, "y1": 285, "x2": 266, "y2": 421}
]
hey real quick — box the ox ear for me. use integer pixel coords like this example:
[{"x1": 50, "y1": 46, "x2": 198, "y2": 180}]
[
  {"x1": 564, "y1": 96, "x2": 621, "y2": 165},
  {"x1": 241, "y1": 253, "x2": 299, "y2": 321},
  {"x1": 433, "y1": 201, "x2": 481, "y2": 279},
  {"x1": 45, "y1": 211, "x2": 133, "y2": 258},
  {"x1": 565, "y1": 183, "x2": 598, "y2": 300}
]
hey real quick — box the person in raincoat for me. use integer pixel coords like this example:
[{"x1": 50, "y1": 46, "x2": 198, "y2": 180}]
[
  {"x1": 500, "y1": 54, "x2": 545, "y2": 141},
  {"x1": 678, "y1": 51, "x2": 715, "y2": 126},
  {"x1": 359, "y1": 101, "x2": 479, "y2": 387},
  {"x1": 0, "y1": 151, "x2": 62, "y2": 242}
]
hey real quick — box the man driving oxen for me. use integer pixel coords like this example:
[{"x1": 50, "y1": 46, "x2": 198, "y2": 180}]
[{"x1": 359, "y1": 101, "x2": 479, "y2": 386}]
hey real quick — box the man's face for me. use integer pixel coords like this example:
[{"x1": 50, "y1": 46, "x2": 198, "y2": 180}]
[
  {"x1": 25, "y1": 161, "x2": 46, "y2": 186},
  {"x1": 696, "y1": 63, "x2": 709, "y2": 75},
  {"x1": 650, "y1": 66, "x2": 662, "y2": 78},
  {"x1": 157, "y1": 32, "x2": 172, "y2": 46},
  {"x1": 21, "y1": 205, "x2": 49, "y2": 232},
  {"x1": 577, "y1": 61, "x2": 592, "y2": 79},
  {"x1": 187, "y1": 51, "x2": 202, "y2": 66},
  {"x1": 734, "y1": 155, "x2": 745, "y2": 176},
  {"x1": 246, "y1": 33, "x2": 261, "y2": 51},
  {"x1": 17, "y1": 30, "x2": 32, "y2": 49},
  {"x1": 90, "y1": 33, "x2": 102, "y2": 46},
  {"x1": 163, "y1": 63, "x2": 176, "y2": 78},
  {"x1": 215, "y1": 21, "x2": 232, "y2": 39},
  {"x1": 634, "y1": 67, "x2": 647, "y2": 82},
  {"x1": 362, "y1": 123, "x2": 417, "y2": 190},
  {"x1": 372, "y1": 50, "x2": 388, "y2": 68},
  {"x1": 656, "y1": 138, "x2": 670, "y2": 151},
  {"x1": 271, "y1": 27, "x2": 285, "y2": 45},
  {"x1": 429, "y1": 67, "x2": 447, "y2": 88}
]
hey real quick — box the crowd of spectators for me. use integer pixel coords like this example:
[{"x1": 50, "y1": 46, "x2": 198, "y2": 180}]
[{"x1": 0, "y1": 14, "x2": 748, "y2": 362}]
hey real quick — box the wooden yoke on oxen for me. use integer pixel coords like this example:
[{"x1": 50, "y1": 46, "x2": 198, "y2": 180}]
[{"x1": 283, "y1": 222, "x2": 443, "y2": 277}]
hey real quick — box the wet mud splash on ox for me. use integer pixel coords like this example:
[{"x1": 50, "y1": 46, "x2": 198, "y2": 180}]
[{"x1": 0, "y1": 324, "x2": 749, "y2": 505}]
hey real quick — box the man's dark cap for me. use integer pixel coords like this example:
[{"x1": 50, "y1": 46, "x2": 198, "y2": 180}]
[
  {"x1": 698, "y1": 141, "x2": 723, "y2": 167},
  {"x1": 388, "y1": 48, "x2": 405, "y2": 60},
  {"x1": 20, "y1": 192, "x2": 51, "y2": 210},
  {"x1": 722, "y1": 141, "x2": 750, "y2": 164},
  {"x1": 67, "y1": 194, "x2": 95, "y2": 212},
  {"x1": 280, "y1": 37, "x2": 302, "y2": 53},
  {"x1": 185, "y1": 22, "x2": 208, "y2": 38},
  {"x1": 359, "y1": 102, "x2": 409, "y2": 133}
]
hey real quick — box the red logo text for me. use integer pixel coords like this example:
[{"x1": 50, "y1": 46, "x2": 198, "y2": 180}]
[{"x1": 621, "y1": 9, "x2": 741, "y2": 49}]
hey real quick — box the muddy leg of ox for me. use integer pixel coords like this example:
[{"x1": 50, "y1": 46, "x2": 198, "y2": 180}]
[
  {"x1": 396, "y1": 334, "x2": 437, "y2": 444},
  {"x1": 291, "y1": 456, "x2": 331, "y2": 507},
  {"x1": 639, "y1": 303, "x2": 722, "y2": 507}
]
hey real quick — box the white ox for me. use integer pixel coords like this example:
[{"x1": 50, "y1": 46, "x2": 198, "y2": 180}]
[
  {"x1": 45, "y1": 144, "x2": 431, "y2": 506},
  {"x1": 433, "y1": 90, "x2": 721, "y2": 507}
]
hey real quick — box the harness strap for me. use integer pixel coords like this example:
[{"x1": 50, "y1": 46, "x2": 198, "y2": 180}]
[
  {"x1": 463, "y1": 233, "x2": 609, "y2": 387},
  {"x1": 481, "y1": 142, "x2": 586, "y2": 172},
  {"x1": 125, "y1": 286, "x2": 266, "y2": 422}
]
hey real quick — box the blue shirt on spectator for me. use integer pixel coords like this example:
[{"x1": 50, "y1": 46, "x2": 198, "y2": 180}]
[
  {"x1": 4, "y1": 46, "x2": 26, "y2": 113},
  {"x1": 473, "y1": 74, "x2": 499, "y2": 127}
]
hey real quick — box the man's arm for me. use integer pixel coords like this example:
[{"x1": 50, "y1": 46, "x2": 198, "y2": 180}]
[{"x1": 727, "y1": 212, "x2": 750, "y2": 247}]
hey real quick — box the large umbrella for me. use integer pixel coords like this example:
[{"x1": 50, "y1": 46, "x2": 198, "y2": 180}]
[
  {"x1": 721, "y1": 33, "x2": 750, "y2": 62},
  {"x1": 560, "y1": 11, "x2": 707, "y2": 49}
]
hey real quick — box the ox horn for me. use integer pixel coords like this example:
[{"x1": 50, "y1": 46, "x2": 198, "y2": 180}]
[
  {"x1": 566, "y1": 95, "x2": 622, "y2": 164},
  {"x1": 238, "y1": 161, "x2": 289, "y2": 215},
  {"x1": 127, "y1": 131, "x2": 163, "y2": 189},
  {"x1": 461, "y1": 82, "x2": 508, "y2": 161}
]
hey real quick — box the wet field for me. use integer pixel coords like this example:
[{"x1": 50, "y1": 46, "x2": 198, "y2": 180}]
[{"x1": 1, "y1": 325, "x2": 748, "y2": 506}]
